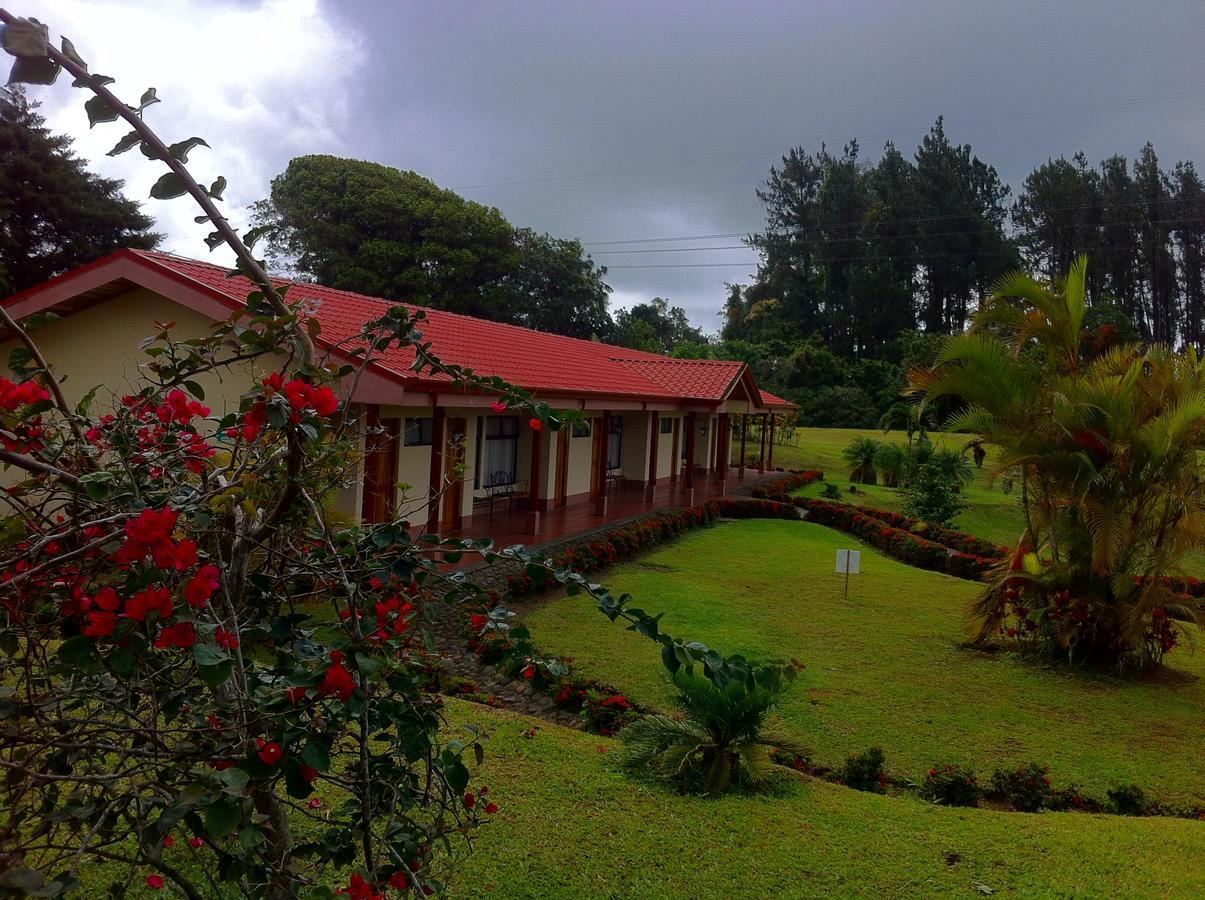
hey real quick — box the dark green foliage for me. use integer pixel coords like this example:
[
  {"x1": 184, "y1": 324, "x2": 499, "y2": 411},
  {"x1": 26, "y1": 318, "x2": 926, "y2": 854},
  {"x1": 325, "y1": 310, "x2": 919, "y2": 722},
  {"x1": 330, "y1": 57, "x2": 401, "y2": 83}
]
[
  {"x1": 922, "y1": 764, "x2": 982, "y2": 807},
  {"x1": 838, "y1": 746, "x2": 888, "y2": 793},
  {"x1": 614, "y1": 297, "x2": 705, "y2": 353},
  {"x1": 820, "y1": 481, "x2": 842, "y2": 500},
  {"x1": 500, "y1": 227, "x2": 613, "y2": 339},
  {"x1": 0, "y1": 87, "x2": 159, "y2": 294},
  {"x1": 620, "y1": 669, "x2": 803, "y2": 795},
  {"x1": 990, "y1": 763, "x2": 1054, "y2": 812},
  {"x1": 842, "y1": 437, "x2": 879, "y2": 484},
  {"x1": 902, "y1": 463, "x2": 967, "y2": 525},
  {"x1": 1106, "y1": 784, "x2": 1149, "y2": 816}
]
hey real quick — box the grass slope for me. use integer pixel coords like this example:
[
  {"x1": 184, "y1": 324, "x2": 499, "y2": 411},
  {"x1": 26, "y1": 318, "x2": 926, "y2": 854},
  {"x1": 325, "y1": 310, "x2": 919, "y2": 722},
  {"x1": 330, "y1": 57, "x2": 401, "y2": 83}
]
[
  {"x1": 522, "y1": 520, "x2": 1205, "y2": 805},
  {"x1": 446, "y1": 701, "x2": 1204, "y2": 899}
]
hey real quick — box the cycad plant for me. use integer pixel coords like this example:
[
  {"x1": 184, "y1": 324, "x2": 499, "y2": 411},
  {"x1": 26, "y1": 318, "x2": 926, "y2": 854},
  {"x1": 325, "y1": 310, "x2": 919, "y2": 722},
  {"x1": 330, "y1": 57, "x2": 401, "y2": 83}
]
[
  {"x1": 842, "y1": 436, "x2": 880, "y2": 484},
  {"x1": 874, "y1": 442, "x2": 907, "y2": 487},
  {"x1": 620, "y1": 670, "x2": 804, "y2": 794},
  {"x1": 908, "y1": 256, "x2": 1203, "y2": 669}
]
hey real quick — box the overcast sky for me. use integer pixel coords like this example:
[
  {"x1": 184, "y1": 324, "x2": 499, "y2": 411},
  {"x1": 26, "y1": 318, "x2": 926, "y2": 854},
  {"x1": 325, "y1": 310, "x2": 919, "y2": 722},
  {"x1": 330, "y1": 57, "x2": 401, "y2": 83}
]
[{"x1": 29, "y1": 0, "x2": 1205, "y2": 332}]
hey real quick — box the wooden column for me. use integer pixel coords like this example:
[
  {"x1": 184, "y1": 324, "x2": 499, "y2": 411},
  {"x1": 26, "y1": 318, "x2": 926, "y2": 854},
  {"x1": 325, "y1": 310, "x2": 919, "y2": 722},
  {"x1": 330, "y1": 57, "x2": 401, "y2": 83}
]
[
  {"x1": 644, "y1": 411, "x2": 660, "y2": 502},
  {"x1": 425, "y1": 405, "x2": 446, "y2": 534},
  {"x1": 768, "y1": 414, "x2": 776, "y2": 470},
  {"x1": 594, "y1": 410, "x2": 611, "y2": 515},
  {"x1": 716, "y1": 412, "x2": 730, "y2": 492},
  {"x1": 738, "y1": 414, "x2": 748, "y2": 480},
  {"x1": 758, "y1": 413, "x2": 767, "y2": 473},
  {"x1": 683, "y1": 412, "x2": 697, "y2": 490},
  {"x1": 669, "y1": 417, "x2": 680, "y2": 484},
  {"x1": 529, "y1": 424, "x2": 544, "y2": 511}
]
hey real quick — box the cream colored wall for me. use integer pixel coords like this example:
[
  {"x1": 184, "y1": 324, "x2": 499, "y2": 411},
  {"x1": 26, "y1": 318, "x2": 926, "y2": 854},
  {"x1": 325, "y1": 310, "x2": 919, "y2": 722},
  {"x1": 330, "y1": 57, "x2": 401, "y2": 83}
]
[
  {"x1": 0, "y1": 287, "x2": 275, "y2": 412},
  {"x1": 618, "y1": 413, "x2": 650, "y2": 480},
  {"x1": 378, "y1": 405, "x2": 433, "y2": 524}
]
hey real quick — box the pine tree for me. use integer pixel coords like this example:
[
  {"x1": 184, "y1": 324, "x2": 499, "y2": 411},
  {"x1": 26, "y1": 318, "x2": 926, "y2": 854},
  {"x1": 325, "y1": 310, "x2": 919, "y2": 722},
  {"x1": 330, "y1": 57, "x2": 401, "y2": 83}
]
[{"x1": 0, "y1": 87, "x2": 159, "y2": 295}]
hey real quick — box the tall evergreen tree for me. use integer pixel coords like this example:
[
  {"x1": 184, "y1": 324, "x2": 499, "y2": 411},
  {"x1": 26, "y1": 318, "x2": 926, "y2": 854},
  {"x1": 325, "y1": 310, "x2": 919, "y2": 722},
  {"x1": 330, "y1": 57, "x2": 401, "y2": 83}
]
[
  {"x1": 1097, "y1": 155, "x2": 1143, "y2": 332},
  {"x1": 1013, "y1": 153, "x2": 1102, "y2": 289},
  {"x1": 1172, "y1": 161, "x2": 1205, "y2": 349},
  {"x1": 1134, "y1": 143, "x2": 1178, "y2": 345},
  {"x1": 0, "y1": 87, "x2": 159, "y2": 295}
]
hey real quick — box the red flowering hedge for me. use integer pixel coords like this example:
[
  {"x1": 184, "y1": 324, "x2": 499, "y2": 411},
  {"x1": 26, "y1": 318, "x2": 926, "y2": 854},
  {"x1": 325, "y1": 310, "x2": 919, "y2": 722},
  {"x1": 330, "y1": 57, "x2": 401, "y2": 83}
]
[
  {"x1": 751, "y1": 469, "x2": 825, "y2": 499},
  {"x1": 794, "y1": 498, "x2": 1006, "y2": 581}
]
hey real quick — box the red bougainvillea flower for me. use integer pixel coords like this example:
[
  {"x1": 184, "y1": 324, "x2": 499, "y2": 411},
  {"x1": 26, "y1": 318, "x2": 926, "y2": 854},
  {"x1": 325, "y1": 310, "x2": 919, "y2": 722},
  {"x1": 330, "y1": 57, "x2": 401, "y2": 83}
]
[
  {"x1": 125, "y1": 585, "x2": 173, "y2": 622},
  {"x1": 124, "y1": 507, "x2": 178, "y2": 546},
  {"x1": 521, "y1": 664, "x2": 536, "y2": 679},
  {"x1": 490, "y1": 400, "x2": 507, "y2": 413},
  {"x1": 469, "y1": 613, "x2": 488, "y2": 630},
  {"x1": 257, "y1": 739, "x2": 283, "y2": 766},
  {"x1": 154, "y1": 622, "x2": 197, "y2": 650},
  {"x1": 162, "y1": 836, "x2": 174, "y2": 848},
  {"x1": 185, "y1": 564, "x2": 221, "y2": 608},
  {"x1": 285, "y1": 686, "x2": 309, "y2": 704},
  {"x1": 528, "y1": 417, "x2": 542, "y2": 431},
  {"x1": 83, "y1": 610, "x2": 119, "y2": 638},
  {"x1": 215, "y1": 627, "x2": 240, "y2": 649},
  {"x1": 309, "y1": 797, "x2": 322, "y2": 809},
  {"x1": 388, "y1": 870, "x2": 410, "y2": 890},
  {"x1": 212, "y1": 759, "x2": 235, "y2": 770},
  {"x1": 146, "y1": 875, "x2": 165, "y2": 890},
  {"x1": 484, "y1": 802, "x2": 499, "y2": 815},
  {"x1": 338, "y1": 873, "x2": 384, "y2": 900},
  {"x1": 299, "y1": 763, "x2": 320, "y2": 783},
  {"x1": 463, "y1": 791, "x2": 476, "y2": 809},
  {"x1": 0, "y1": 377, "x2": 50, "y2": 411},
  {"x1": 188, "y1": 837, "x2": 204, "y2": 849},
  {"x1": 319, "y1": 661, "x2": 357, "y2": 702},
  {"x1": 312, "y1": 385, "x2": 339, "y2": 416}
]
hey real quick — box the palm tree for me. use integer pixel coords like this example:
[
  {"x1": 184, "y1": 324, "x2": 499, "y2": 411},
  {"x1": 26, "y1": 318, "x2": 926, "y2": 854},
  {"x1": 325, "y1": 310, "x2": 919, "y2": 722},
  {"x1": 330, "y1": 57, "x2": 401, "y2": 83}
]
[
  {"x1": 878, "y1": 401, "x2": 931, "y2": 447},
  {"x1": 908, "y1": 256, "x2": 1203, "y2": 669},
  {"x1": 620, "y1": 671, "x2": 804, "y2": 794},
  {"x1": 842, "y1": 437, "x2": 880, "y2": 485}
]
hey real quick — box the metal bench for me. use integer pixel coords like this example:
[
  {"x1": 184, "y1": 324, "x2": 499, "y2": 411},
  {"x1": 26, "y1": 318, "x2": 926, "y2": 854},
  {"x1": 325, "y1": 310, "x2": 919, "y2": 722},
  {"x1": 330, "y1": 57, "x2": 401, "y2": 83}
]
[{"x1": 477, "y1": 471, "x2": 530, "y2": 519}]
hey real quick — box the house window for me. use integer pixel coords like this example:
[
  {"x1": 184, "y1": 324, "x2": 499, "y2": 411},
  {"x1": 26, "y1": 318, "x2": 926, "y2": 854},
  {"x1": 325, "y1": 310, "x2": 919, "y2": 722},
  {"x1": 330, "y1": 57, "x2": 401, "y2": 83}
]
[
  {"x1": 482, "y1": 415, "x2": 519, "y2": 485},
  {"x1": 659, "y1": 417, "x2": 673, "y2": 435},
  {"x1": 403, "y1": 417, "x2": 433, "y2": 447},
  {"x1": 608, "y1": 416, "x2": 623, "y2": 470},
  {"x1": 572, "y1": 419, "x2": 592, "y2": 438}
]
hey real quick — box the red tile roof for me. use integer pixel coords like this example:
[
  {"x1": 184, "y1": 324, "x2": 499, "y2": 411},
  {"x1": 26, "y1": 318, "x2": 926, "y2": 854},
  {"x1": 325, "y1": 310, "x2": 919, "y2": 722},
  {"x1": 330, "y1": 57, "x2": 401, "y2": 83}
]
[{"x1": 4, "y1": 249, "x2": 796, "y2": 409}]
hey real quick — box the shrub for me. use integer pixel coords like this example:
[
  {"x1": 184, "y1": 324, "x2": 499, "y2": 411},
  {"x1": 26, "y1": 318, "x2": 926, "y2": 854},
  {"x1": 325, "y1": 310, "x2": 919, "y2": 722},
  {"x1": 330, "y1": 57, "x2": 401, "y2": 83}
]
[
  {"x1": 621, "y1": 668, "x2": 804, "y2": 794},
  {"x1": 990, "y1": 763, "x2": 1054, "y2": 812},
  {"x1": 842, "y1": 437, "x2": 880, "y2": 485},
  {"x1": 929, "y1": 446, "x2": 974, "y2": 492},
  {"x1": 820, "y1": 481, "x2": 842, "y2": 500},
  {"x1": 902, "y1": 463, "x2": 968, "y2": 525},
  {"x1": 1107, "y1": 784, "x2": 1150, "y2": 816},
  {"x1": 873, "y1": 442, "x2": 907, "y2": 488},
  {"x1": 922, "y1": 764, "x2": 982, "y2": 807},
  {"x1": 751, "y1": 469, "x2": 824, "y2": 499},
  {"x1": 838, "y1": 746, "x2": 889, "y2": 793}
]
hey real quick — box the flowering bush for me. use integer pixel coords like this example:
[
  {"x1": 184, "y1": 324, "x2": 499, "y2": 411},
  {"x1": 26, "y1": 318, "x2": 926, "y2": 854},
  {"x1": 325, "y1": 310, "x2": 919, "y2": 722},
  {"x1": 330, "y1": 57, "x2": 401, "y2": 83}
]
[
  {"x1": 989, "y1": 763, "x2": 1054, "y2": 812},
  {"x1": 837, "y1": 746, "x2": 890, "y2": 793},
  {"x1": 750, "y1": 469, "x2": 824, "y2": 499},
  {"x1": 921, "y1": 764, "x2": 982, "y2": 807}
]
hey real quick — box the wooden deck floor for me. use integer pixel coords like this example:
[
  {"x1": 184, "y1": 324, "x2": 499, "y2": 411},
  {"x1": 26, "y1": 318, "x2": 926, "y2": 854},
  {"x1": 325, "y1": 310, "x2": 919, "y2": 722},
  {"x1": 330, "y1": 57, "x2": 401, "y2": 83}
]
[{"x1": 445, "y1": 466, "x2": 773, "y2": 551}]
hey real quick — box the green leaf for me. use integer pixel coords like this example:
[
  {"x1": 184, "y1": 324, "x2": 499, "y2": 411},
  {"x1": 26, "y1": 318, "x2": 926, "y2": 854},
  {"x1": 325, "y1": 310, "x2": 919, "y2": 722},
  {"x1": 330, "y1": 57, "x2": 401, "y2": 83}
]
[
  {"x1": 442, "y1": 758, "x2": 470, "y2": 793},
  {"x1": 6, "y1": 345, "x2": 31, "y2": 371},
  {"x1": 75, "y1": 385, "x2": 101, "y2": 416},
  {"x1": 60, "y1": 37, "x2": 86, "y2": 70},
  {"x1": 217, "y1": 767, "x2": 250, "y2": 796},
  {"x1": 197, "y1": 660, "x2": 233, "y2": 686},
  {"x1": 167, "y1": 136, "x2": 209, "y2": 163},
  {"x1": 301, "y1": 741, "x2": 330, "y2": 773},
  {"x1": 205, "y1": 799, "x2": 241, "y2": 838},
  {"x1": 106, "y1": 131, "x2": 141, "y2": 156},
  {"x1": 2, "y1": 18, "x2": 49, "y2": 58},
  {"x1": 149, "y1": 171, "x2": 189, "y2": 200},
  {"x1": 205, "y1": 231, "x2": 225, "y2": 251},
  {"x1": 7, "y1": 56, "x2": 59, "y2": 86},
  {"x1": 56, "y1": 635, "x2": 97, "y2": 671},
  {"x1": 208, "y1": 176, "x2": 227, "y2": 200},
  {"x1": 193, "y1": 643, "x2": 229, "y2": 667},
  {"x1": 84, "y1": 94, "x2": 119, "y2": 128},
  {"x1": 79, "y1": 470, "x2": 116, "y2": 501},
  {"x1": 138, "y1": 87, "x2": 160, "y2": 111},
  {"x1": 184, "y1": 380, "x2": 206, "y2": 401}
]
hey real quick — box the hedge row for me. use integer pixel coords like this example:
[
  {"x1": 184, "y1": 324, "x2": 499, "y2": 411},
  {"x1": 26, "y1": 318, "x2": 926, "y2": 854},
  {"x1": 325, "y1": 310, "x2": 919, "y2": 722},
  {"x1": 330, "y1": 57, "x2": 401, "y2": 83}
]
[
  {"x1": 794, "y1": 497, "x2": 1002, "y2": 581},
  {"x1": 750, "y1": 469, "x2": 825, "y2": 499}
]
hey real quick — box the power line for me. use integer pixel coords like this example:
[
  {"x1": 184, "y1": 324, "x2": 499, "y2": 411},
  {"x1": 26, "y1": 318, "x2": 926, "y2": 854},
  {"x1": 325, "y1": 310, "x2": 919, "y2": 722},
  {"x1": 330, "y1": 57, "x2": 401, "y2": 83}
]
[
  {"x1": 452, "y1": 88, "x2": 1205, "y2": 191},
  {"x1": 581, "y1": 196, "x2": 1202, "y2": 246}
]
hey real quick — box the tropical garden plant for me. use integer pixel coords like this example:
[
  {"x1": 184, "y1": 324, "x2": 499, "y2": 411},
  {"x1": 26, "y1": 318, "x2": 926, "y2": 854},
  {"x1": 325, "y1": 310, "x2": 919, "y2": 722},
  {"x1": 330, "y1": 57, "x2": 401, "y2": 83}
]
[
  {"x1": 841, "y1": 436, "x2": 879, "y2": 485},
  {"x1": 909, "y1": 255, "x2": 1203, "y2": 669},
  {"x1": 620, "y1": 669, "x2": 804, "y2": 795},
  {"x1": 0, "y1": 17, "x2": 799, "y2": 897}
]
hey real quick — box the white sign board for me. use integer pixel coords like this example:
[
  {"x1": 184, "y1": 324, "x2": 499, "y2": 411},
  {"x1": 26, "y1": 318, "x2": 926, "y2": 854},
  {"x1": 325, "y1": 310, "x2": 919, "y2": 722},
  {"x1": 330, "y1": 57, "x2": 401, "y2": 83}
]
[{"x1": 836, "y1": 549, "x2": 861, "y2": 575}]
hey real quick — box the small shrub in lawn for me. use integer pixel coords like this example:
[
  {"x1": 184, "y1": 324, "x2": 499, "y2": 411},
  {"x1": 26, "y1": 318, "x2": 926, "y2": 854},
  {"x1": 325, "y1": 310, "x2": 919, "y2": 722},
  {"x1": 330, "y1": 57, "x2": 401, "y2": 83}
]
[
  {"x1": 990, "y1": 762, "x2": 1054, "y2": 812},
  {"x1": 820, "y1": 481, "x2": 842, "y2": 500},
  {"x1": 922, "y1": 764, "x2": 982, "y2": 807},
  {"x1": 838, "y1": 746, "x2": 889, "y2": 793},
  {"x1": 1107, "y1": 784, "x2": 1150, "y2": 816}
]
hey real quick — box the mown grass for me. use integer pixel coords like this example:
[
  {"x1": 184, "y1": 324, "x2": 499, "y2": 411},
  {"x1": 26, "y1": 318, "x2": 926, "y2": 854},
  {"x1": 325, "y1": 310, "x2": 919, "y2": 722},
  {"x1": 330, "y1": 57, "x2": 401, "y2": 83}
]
[
  {"x1": 522, "y1": 519, "x2": 1205, "y2": 806},
  {"x1": 445, "y1": 700, "x2": 1205, "y2": 899}
]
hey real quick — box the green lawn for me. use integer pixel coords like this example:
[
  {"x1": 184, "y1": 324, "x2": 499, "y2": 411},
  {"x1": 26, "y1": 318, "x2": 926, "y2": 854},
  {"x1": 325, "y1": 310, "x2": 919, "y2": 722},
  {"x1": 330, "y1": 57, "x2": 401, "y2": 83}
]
[
  {"x1": 770, "y1": 426, "x2": 1205, "y2": 572},
  {"x1": 444, "y1": 700, "x2": 1205, "y2": 899},
  {"x1": 522, "y1": 520, "x2": 1205, "y2": 806}
]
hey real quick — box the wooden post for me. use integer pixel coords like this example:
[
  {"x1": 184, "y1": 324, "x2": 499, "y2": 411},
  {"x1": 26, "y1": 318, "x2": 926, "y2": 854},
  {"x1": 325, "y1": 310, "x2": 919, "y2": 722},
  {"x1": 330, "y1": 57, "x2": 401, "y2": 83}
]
[
  {"x1": 527, "y1": 422, "x2": 544, "y2": 533},
  {"x1": 768, "y1": 414, "x2": 776, "y2": 470},
  {"x1": 595, "y1": 410, "x2": 611, "y2": 515},
  {"x1": 716, "y1": 412, "x2": 730, "y2": 493},
  {"x1": 645, "y1": 411, "x2": 660, "y2": 503},
  {"x1": 758, "y1": 413, "x2": 768, "y2": 473},
  {"x1": 738, "y1": 413, "x2": 748, "y2": 480},
  {"x1": 684, "y1": 412, "x2": 697, "y2": 491},
  {"x1": 426, "y1": 405, "x2": 446, "y2": 534}
]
